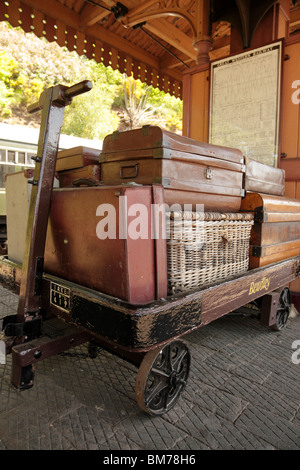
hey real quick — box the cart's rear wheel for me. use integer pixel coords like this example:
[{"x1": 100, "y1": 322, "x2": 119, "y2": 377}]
[
  {"x1": 272, "y1": 287, "x2": 291, "y2": 331},
  {"x1": 135, "y1": 340, "x2": 190, "y2": 416}
]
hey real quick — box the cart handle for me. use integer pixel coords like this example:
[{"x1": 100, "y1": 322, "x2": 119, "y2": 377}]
[
  {"x1": 28, "y1": 80, "x2": 93, "y2": 114},
  {"x1": 63, "y1": 80, "x2": 93, "y2": 99}
]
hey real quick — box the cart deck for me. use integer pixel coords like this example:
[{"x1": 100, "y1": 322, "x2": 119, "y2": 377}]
[{"x1": 0, "y1": 253, "x2": 298, "y2": 415}]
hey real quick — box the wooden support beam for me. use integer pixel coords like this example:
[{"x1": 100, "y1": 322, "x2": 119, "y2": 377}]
[
  {"x1": 79, "y1": 3, "x2": 111, "y2": 28},
  {"x1": 290, "y1": 5, "x2": 300, "y2": 32},
  {"x1": 121, "y1": 0, "x2": 196, "y2": 36},
  {"x1": 21, "y1": 0, "x2": 160, "y2": 70},
  {"x1": 193, "y1": 0, "x2": 213, "y2": 65},
  {"x1": 11, "y1": 0, "x2": 184, "y2": 96},
  {"x1": 22, "y1": 0, "x2": 79, "y2": 29},
  {"x1": 87, "y1": 23, "x2": 160, "y2": 69},
  {"x1": 194, "y1": 0, "x2": 211, "y2": 40},
  {"x1": 144, "y1": 19, "x2": 197, "y2": 61},
  {"x1": 159, "y1": 53, "x2": 194, "y2": 70}
]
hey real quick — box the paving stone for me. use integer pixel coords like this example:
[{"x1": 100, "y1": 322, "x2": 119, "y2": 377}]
[
  {"x1": 293, "y1": 407, "x2": 300, "y2": 426},
  {"x1": 232, "y1": 360, "x2": 272, "y2": 385},
  {"x1": 0, "y1": 293, "x2": 19, "y2": 307},
  {"x1": 184, "y1": 383, "x2": 248, "y2": 423},
  {"x1": 221, "y1": 374, "x2": 299, "y2": 422},
  {"x1": 164, "y1": 403, "x2": 272, "y2": 450},
  {"x1": 112, "y1": 413, "x2": 191, "y2": 451},
  {"x1": 235, "y1": 404, "x2": 300, "y2": 450},
  {"x1": 188, "y1": 356, "x2": 234, "y2": 388},
  {"x1": 170, "y1": 435, "x2": 210, "y2": 450},
  {"x1": 0, "y1": 404, "x2": 75, "y2": 450},
  {"x1": 262, "y1": 370, "x2": 300, "y2": 404},
  {"x1": 49, "y1": 404, "x2": 117, "y2": 450},
  {"x1": 0, "y1": 303, "x2": 16, "y2": 316}
]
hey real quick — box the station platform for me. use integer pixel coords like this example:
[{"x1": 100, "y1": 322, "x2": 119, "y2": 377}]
[{"x1": 0, "y1": 284, "x2": 299, "y2": 451}]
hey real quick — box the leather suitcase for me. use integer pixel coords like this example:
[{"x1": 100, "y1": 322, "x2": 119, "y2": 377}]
[
  {"x1": 163, "y1": 189, "x2": 242, "y2": 212},
  {"x1": 241, "y1": 192, "x2": 300, "y2": 268},
  {"x1": 58, "y1": 165, "x2": 101, "y2": 188},
  {"x1": 100, "y1": 126, "x2": 244, "y2": 164},
  {"x1": 240, "y1": 192, "x2": 300, "y2": 215},
  {"x1": 44, "y1": 185, "x2": 167, "y2": 304},
  {"x1": 250, "y1": 221, "x2": 300, "y2": 246},
  {"x1": 249, "y1": 239, "x2": 300, "y2": 268},
  {"x1": 244, "y1": 158, "x2": 285, "y2": 196},
  {"x1": 100, "y1": 126, "x2": 245, "y2": 212},
  {"x1": 56, "y1": 146, "x2": 100, "y2": 172}
]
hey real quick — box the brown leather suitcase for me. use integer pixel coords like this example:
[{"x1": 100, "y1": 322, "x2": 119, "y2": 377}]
[
  {"x1": 100, "y1": 126, "x2": 245, "y2": 212},
  {"x1": 250, "y1": 221, "x2": 300, "y2": 246},
  {"x1": 240, "y1": 192, "x2": 300, "y2": 215},
  {"x1": 44, "y1": 184, "x2": 167, "y2": 304},
  {"x1": 244, "y1": 158, "x2": 285, "y2": 196},
  {"x1": 249, "y1": 240, "x2": 300, "y2": 268},
  {"x1": 163, "y1": 189, "x2": 242, "y2": 212},
  {"x1": 241, "y1": 192, "x2": 300, "y2": 268},
  {"x1": 100, "y1": 126, "x2": 244, "y2": 164},
  {"x1": 58, "y1": 165, "x2": 101, "y2": 188},
  {"x1": 56, "y1": 146, "x2": 100, "y2": 172}
]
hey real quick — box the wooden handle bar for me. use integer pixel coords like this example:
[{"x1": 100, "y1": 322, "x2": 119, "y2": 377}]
[{"x1": 27, "y1": 80, "x2": 93, "y2": 114}]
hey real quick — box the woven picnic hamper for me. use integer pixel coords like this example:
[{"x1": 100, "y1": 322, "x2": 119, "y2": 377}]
[{"x1": 167, "y1": 212, "x2": 254, "y2": 293}]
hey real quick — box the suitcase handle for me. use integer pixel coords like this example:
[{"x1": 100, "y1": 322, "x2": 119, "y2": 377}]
[
  {"x1": 72, "y1": 178, "x2": 100, "y2": 187},
  {"x1": 120, "y1": 164, "x2": 139, "y2": 179}
]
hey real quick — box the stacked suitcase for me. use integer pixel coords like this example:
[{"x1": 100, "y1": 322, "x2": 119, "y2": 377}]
[
  {"x1": 44, "y1": 184, "x2": 167, "y2": 304},
  {"x1": 48, "y1": 125, "x2": 299, "y2": 299},
  {"x1": 56, "y1": 146, "x2": 101, "y2": 187},
  {"x1": 99, "y1": 126, "x2": 245, "y2": 212},
  {"x1": 53, "y1": 127, "x2": 248, "y2": 299},
  {"x1": 241, "y1": 192, "x2": 300, "y2": 269}
]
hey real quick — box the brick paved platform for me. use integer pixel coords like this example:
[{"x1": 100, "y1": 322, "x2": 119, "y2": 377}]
[{"x1": 0, "y1": 284, "x2": 299, "y2": 451}]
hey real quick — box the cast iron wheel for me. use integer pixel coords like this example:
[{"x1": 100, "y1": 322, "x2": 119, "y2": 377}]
[
  {"x1": 272, "y1": 287, "x2": 291, "y2": 331},
  {"x1": 135, "y1": 340, "x2": 190, "y2": 416}
]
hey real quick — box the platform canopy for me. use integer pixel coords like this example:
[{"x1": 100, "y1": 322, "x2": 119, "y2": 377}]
[{"x1": 0, "y1": 0, "x2": 300, "y2": 98}]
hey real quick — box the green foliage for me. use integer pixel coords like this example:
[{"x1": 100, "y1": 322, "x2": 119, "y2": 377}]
[
  {"x1": 0, "y1": 21, "x2": 183, "y2": 138},
  {"x1": 62, "y1": 62, "x2": 121, "y2": 140},
  {"x1": 117, "y1": 75, "x2": 155, "y2": 130},
  {"x1": 0, "y1": 50, "x2": 19, "y2": 115},
  {"x1": 0, "y1": 81, "x2": 12, "y2": 117},
  {"x1": 0, "y1": 22, "x2": 90, "y2": 115},
  {"x1": 147, "y1": 86, "x2": 183, "y2": 132},
  {"x1": 113, "y1": 75, "x2": 183, "y2": 133},
  {"x1": 0, "y1": 50, "x2": 18, "y2": 85}
]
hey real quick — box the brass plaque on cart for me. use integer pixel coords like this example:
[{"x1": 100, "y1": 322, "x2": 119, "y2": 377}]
[{"x1": 50, "y1": 282, "x2": 70, "y2": 312}]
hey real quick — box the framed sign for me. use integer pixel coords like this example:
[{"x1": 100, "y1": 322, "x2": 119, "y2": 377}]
[{"x1": 209, "y1": 42, "x2": 282, "y2": 167}]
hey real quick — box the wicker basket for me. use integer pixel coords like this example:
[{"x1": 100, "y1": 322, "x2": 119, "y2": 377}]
[{"x1": 167, "y1": 211, "x2": 254, "y2": 293}]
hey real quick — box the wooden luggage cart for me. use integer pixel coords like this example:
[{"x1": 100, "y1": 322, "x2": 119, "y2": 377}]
[
  {"x1": 0, "y1": 253, "x2": 298, "y2": 416},
  {"x1": 0, "y1": 82, "x2": 299, "y2": 416}
]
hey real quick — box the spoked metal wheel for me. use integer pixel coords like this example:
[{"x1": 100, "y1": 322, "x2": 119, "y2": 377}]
[
  {"x1": 272, "y1": 287, "x2": 291, "y2": 331},
  {"x1": 135, "y1": 340, "x2": 190, "y2": 416}
]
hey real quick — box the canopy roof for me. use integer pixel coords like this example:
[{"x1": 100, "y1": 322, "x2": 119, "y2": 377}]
[{"x1": 1, "y1": 0, "x2": 300, "y2": 98}]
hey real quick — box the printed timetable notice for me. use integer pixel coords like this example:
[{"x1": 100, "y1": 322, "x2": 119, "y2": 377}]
[{"x1": 209, "y1": 42, "x2": 282, "y2": 167}]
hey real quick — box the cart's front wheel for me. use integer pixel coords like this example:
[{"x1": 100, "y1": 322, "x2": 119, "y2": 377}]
[
  {"x1": 135, "y1": 340, "x2": 190, "y2": 416},
  {"x1": 272, "y1": 287, "x2": 291, "y2": 331}
]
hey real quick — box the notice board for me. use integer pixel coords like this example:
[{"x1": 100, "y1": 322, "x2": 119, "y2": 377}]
[{"x1": 209, "y1": 42, "x2": 282, "y2": 167}]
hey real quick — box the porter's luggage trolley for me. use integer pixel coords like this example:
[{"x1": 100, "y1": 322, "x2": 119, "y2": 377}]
[{"x1": 0, "y1": 82, "x2": 298, "y2": 416}]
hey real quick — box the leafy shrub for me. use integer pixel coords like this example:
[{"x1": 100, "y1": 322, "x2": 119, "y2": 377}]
[{"x1": 0, "y1": 21, "x2": 182, "y2": 137}]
